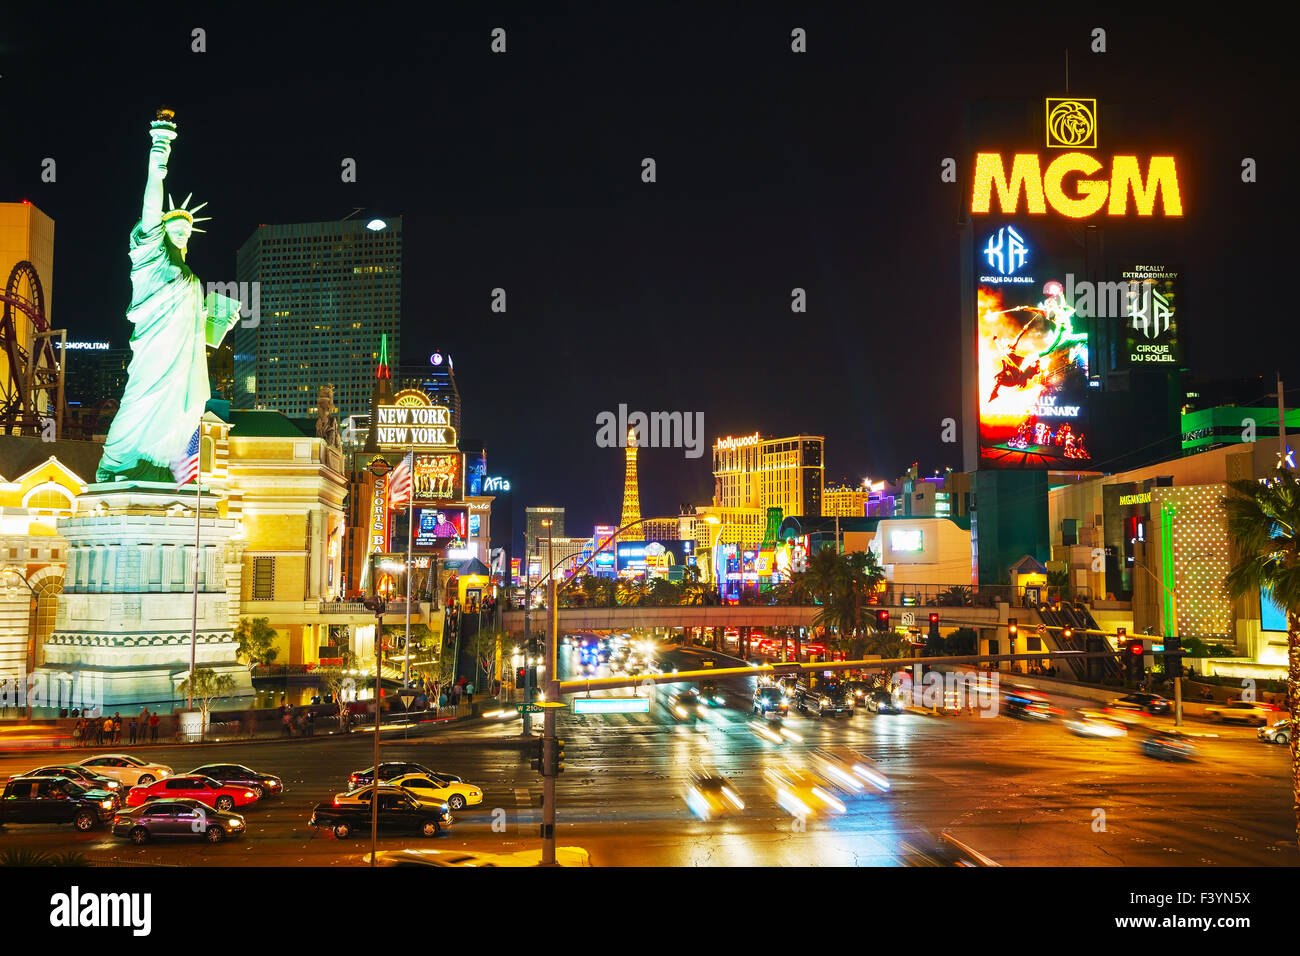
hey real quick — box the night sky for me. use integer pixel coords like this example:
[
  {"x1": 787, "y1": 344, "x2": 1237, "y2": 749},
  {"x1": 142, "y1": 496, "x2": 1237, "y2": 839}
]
[{"x1": 1, "y1": 5, "x2": 1293, "y2": 542}]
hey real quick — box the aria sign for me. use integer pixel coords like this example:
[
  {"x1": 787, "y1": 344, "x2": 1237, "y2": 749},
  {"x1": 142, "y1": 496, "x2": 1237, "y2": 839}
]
[{"x1": 374, "y1": 389, "x2": 458, "y2": 448}]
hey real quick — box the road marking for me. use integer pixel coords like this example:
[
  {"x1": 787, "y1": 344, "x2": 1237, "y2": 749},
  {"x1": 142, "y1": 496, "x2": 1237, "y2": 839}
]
[{"x1": 514, "y1": 787, "x2": 531, "y2": 808}]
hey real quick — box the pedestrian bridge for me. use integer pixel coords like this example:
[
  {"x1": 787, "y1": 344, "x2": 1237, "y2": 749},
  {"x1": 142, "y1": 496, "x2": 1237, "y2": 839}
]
[{"x1": 500, "y1": 604, "x2": 1006, "y2": 635}]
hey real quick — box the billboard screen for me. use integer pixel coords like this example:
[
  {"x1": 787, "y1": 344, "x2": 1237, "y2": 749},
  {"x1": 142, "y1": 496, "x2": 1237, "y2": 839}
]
[
  {"x1": 412, "y1": 506, "x2": 468, "y2": 548},
  {"x1": 1122, "y1": 264, "x2": 1180, "y2": 367},
  {"x1": 412, "y1": 453, "x2": 463, "y2": 501},
  {"x1": 976, "y1": 223, "x2": 1093, "y2": 469}
]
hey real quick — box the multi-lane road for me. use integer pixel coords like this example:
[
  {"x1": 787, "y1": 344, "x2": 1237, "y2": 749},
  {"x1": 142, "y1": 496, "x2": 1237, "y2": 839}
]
[{"x1": 0, "y1": 643, "x2": 1293, "y2": 866}]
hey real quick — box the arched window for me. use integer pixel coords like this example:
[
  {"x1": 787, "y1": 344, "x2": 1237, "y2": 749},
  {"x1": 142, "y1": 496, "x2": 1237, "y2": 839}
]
[
  {"x1": 201, "y1": 435, "x2": 215, "y2": 473},
  {"x1": 23, "y1": 483, "x2": 76, "y2": 515}
]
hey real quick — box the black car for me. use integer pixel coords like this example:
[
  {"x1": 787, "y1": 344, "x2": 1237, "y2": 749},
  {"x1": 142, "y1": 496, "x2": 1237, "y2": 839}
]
[
  {"x1": 1110, "y1": 693, "x2": 1171, "y2": 715},
  {"x1": 865, "y1": 689, "x2": 903, "y2": 714},
  {"x1": 0, "y1": 776, "x2": 117, "y2": 831},
  {"x1": 349, "y1": 762, "x2": 462, "y2": 789},
  {"x1": 10, "y1": 765, "x2": 124, "y2": 800},
  {"x1": 795, "y1": 684, "x2": 853, "y2": 718},
  {"x1": 1140, "y1": 729, "x2": 1196, "y2": 761},
  {"x1": 111, "y1": 798, "x2": 247, "y2": 844},
  {"x1": 752, "y1": 686, "x2": 789, "y2": 716},
  {"x1": 189, "y1": 763, "x2": 284, "y2": 799},
  {"x1": 309, "y1": 788, "x2": 452, "y2": 839}
]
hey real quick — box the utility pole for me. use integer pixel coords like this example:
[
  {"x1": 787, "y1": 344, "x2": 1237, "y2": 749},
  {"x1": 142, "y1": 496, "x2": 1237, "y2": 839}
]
[
  {"x1": 1278, "y1": 372, "x2": 1288, "y2": 470},
  {"x1": 370, "y1": 597, "x2": 385, "y2": 866},
  {"x1": 542, "y1": 526, "x2": 557, "y2": 866}
]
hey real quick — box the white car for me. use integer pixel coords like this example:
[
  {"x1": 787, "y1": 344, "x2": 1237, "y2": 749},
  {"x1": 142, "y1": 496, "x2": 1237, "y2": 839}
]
[
  {"x1": 78, "y1": 754, "x2": 173, "y2": 787},
  {"x1": 1204, "y1": 700, "x2": 1280, "y2": 726}
]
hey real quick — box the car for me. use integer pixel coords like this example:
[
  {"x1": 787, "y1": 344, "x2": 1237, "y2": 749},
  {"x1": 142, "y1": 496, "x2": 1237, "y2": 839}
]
[
  {"x1": 843, "y1": 680, "x2": 874, "y2": 704},
  {"x1": 111, "y1": 798, "x2": 246, "y2": 844},
  {"x1": 349, "y1": 762, "x2": 445, "y2": 789},
  {"x1": 1205, "y1": 700, "x2": 1278, "y2": 726},
  {"x1": 811, "y1": 746, "x2": 890, "y2": 793},
  {"x1": 77, "y1": 754, "x2": 172, "y2": 787},
  {"x1": 864, "y1": 689, "x2": 903, "y2": 714},
  {"x1": 0, "y1": 776, "x2": 117, "y2": 831},
  {"x1": 683, "y1": 773, "x2": 745, "y2": 820},
  {"x1": 363, "y1": 846, "x2": 590, "y2": 867},
  {"x1": 763, "y1": 766, "x2": 847, "y2": 817},
  {"x1": 1140, "y1": 729, "x2": 1196, "y2": 761},
  {"x1": 382, "y1": 772, "x2": 483, "y2": 811},
  {"x1": 1003, "y1": 688, "x2": 1060, "y2": 721},
  {"x1": 670, "y1": 690, "x2": 708, "y2": 721},
  {"x1": 310, "y1": 787, "x2": 451, "y2": 838},
  {"x1": 124, "y1": 775, "x2": 259, "y2": 811},
  {"x1": 1064, "y1": 710, "x2": 1129, "y2": 738},
  {"x1": 794, "y1": 684, "x2": 853, "y2": 718},
  {"x1": 189, "y1": 763, "x2": 284, "y2": 798},
  {"x1": 895, "y1": 831, "x2": 1000, "y2": 867},
  {"x1": 9, "y1": 765, "x2": 124, "y2": 799},
  {"x1": 1258, "y1": 719, "x2": 1292, "y2": 745},
  {"x1": 1107, "y1": 693, "x2": 1171, "y2": 715},
  {"x1": 752, "y1": 686, "x2": 789, "y2": 716}
]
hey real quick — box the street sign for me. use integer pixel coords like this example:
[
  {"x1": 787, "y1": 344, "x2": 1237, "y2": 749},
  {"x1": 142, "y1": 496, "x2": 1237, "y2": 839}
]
[
  {"x1": 572, "y1": 697, "x2": 651, "y2": 715},
  {"x1": 516, "y1": 703, "x2": 543, "y2": 714},
  {"x1": 901, "y1": 612, "x2": 916, "y2": 626}
]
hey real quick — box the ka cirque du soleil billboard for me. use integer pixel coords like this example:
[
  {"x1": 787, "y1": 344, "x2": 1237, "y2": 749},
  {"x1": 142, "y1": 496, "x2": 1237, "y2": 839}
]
[{"x1": 975, "y1": 223, "x2": 1094, "y2": 469}]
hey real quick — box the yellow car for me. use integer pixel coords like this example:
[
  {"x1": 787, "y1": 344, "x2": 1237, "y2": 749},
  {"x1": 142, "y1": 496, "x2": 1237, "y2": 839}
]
[
  {"x1": 763, "y1": 766, "x2": 847, "y2": 819},
  {"x1": 384, "y1": 772, "x2": 483, "y2": 811}
]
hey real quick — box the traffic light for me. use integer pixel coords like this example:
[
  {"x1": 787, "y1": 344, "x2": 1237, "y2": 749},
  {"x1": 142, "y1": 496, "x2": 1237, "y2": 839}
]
[
  {"x1": 1163, "y1": 635, "x2": 1183, "y2": 674},
  {"x1": 543, "y1": 738, "x2": 566, "y2": 776},
  {"x1": 927, "y1": 613, "x2": 940, "y2": 650},
  {"x1": 1125, "y1": 637, "x2": 1145, "y2": 682},
  {"x1": 529, "y1": 739, "x2": 543, "y2": 772},
  {"x1": 515, "y1": 667, "x2": 527, "y2": 685},
  {"x1": 1007, "y1": 618, "x2": 1018, "y2": 638},
  {"x1": 876, "y1": 609, "x2": 890, "y2": 632}
]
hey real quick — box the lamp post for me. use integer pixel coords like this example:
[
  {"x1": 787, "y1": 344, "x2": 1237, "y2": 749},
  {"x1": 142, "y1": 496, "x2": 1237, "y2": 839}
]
[
  {"x1": 369, "y1": 596, "x2": 386, "y2": 866},
  {"x1": 3, "y1": 568, "x2": 37, "y2": 721}
]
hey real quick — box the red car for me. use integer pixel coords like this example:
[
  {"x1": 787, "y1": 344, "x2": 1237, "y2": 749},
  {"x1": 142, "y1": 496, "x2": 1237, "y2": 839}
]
[{"x1": 124, "y1": 775, "x2": 259, "y2": 811}]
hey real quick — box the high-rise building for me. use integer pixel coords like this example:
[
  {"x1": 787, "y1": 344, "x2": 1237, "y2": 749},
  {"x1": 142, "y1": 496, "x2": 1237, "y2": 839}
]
[
  {"x1": 823, "y1": 483, "x2": 871, "y2": 517},
  {"x1": 621, "y1": 428, "x2": 641, "y2": 537},
  {"x1": 233, "y1": 216, "x2": 402, "y2": 421},
  {"x1": 398, "y1": 351, "x2": 461, "y2": 435},
  {"x1": 713, "y1": 432, "x2": 823, "y2": 518},
  {"x1": 640, "y1": 517, "x2": 680, "y2": 541},
  {"x1": 525, "y1": 506, "x2": 565, "y2": 555}
]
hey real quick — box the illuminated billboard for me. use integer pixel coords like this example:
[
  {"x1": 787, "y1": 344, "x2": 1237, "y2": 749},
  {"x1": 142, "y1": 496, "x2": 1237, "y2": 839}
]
[
  {"x1": 412, "y1": 452, "x2": 463, "y2": 501},
  {"x1": 1121, "y1": 264, "x2": 1180, "y2": 367},
  {"x1": 413, "y1": 506, "x2": 468, "y2": 548},
  {"x1": 976, "y1": 224, "x2": 1093, "y2": 469},
  {"x1": 890, "y1": 528, "x2": 924, "y2": 552},
  {"x1": 374, "y1": 389, "x2": 458, "y2": 448}
]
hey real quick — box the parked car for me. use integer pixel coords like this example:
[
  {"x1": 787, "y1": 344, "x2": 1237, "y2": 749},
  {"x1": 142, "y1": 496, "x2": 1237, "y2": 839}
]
[
  {"x1": 111, "y1": 798, "x2": 246, "y2": 844},
  {"x1": 9, "y1": 765, "x2": 123, "y2": 799},
  {"x1": 77, "y1": 754, "x2": 172, "y2": 787},
  {"x1": 310, "y1": 787, "x2": 452, "y2": 838},
  {"x1": 1205, "y1": 700, "x2": 1278, "y2": 726},
  {"x1": 188, "y1": 763, "x2": 284, "y2": 799},
  {"x1": 1258, "y1": 719, "x2": 1292, "y2": 745},
  {"x1": 0, "y1": 776, "x2": 116, "y2": 831},
  {"x1": 124, "y1": 775, "x2": 259, "y2": 811}
]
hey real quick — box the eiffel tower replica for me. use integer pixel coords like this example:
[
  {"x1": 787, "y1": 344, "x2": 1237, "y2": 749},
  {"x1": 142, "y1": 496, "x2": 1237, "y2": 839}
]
[{"x1": 619, "y1": 427, "x2": 641, "y2": 544}]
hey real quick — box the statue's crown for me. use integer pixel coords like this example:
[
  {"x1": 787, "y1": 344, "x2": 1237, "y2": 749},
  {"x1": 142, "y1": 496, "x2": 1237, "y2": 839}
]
[{"x1": 161, "y1": 193, "x2": 211, "y2": 232}]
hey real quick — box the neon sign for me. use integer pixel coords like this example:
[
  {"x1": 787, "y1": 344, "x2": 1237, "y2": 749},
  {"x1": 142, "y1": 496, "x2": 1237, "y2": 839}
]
[
  {"x1": 971, "y1": 153, "x2": 1183, "y2": 218},
  {"x1": 983, "y1": 226, "x2": 1028, "y2": 276},
  {"x1": 715, "y1": 433, "x2": 760, "y2": 451}
]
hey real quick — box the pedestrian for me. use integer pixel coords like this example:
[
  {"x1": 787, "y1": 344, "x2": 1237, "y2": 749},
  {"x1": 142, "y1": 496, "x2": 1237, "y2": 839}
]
[
  {"x1": 438, "y1": 691, "x2": 446, "y2": 712},
  {"x1": 102, "y1": 715, "x2": 113, "y2": 746},
  {"x1": 282, "y1": 711, "x2": 293, "y2": 736},
  {"x1": 73, "y1": 717, "x2": 84, "y2": 745},
  {"x1": 128, "y1": 717, "x2": 139, "y2": 745},
  {"x1": 112, "y1": 712, "x2": 122, "y2": 744},
  {"x1": 149, "y1": 712, "x2": 160, "y2": 741},
  {"x1": 139, "y1": 705, "x2": 149, "y2": 728},
  {"x1": 466, "y1": 682, "x2": 474, "y2": 704}
]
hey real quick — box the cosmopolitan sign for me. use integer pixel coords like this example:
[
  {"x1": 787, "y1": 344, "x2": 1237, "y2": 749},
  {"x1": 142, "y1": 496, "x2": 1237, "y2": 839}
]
[{"x1": 971, "y1": 153, "x2": 1183, "y2": 218}]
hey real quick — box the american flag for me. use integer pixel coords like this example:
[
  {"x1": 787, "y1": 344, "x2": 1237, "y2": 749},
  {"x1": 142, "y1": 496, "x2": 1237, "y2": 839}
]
[
  {"x1": 386, "y1": 452, "x2": 413, "y2": 510},
  {"x1": 172, "y1": 426, "x2": 201, "y2": 487}
]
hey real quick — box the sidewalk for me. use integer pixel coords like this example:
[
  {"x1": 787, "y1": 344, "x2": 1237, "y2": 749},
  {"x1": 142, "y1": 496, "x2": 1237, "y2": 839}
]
[{"x1": 0, "y1": 699, "x2": 493, "y2": 756}]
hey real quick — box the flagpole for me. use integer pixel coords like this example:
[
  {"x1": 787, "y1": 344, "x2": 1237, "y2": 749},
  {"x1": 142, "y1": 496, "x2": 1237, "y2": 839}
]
[
  {"x1": 404, "y1": 448, "x2": 413, "y2": 687},
  {"x1": 188, "y1": 461, "x2": 201, "y2": 710}
]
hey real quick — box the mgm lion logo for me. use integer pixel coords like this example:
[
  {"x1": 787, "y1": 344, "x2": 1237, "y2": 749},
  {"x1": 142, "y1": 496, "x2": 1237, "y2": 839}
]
[{"x1": 1045, "y1": 97, "x2": 1097, "y2": 149}]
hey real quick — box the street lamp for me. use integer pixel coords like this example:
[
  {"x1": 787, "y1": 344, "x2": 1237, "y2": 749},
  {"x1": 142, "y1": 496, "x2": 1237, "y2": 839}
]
[{"x1": 3, "y1": 568, "x2": 37, "y2": 720}]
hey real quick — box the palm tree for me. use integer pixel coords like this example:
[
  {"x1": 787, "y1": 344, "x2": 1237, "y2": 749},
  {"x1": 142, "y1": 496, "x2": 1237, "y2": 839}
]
[{"x1": 1222, "y1": 472, "x2": 1300, "y2": 849}]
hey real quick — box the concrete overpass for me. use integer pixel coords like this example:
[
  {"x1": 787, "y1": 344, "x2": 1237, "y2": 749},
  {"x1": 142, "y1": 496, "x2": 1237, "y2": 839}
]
[{"x1": 500, "y1": 604, "x2": 1006, "y2": 634}]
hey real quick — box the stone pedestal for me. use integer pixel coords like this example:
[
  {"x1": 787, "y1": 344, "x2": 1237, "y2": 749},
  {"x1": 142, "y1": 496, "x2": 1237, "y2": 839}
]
[{"x1": 35, "y1": 481, "x2": 250, "y2": 708}]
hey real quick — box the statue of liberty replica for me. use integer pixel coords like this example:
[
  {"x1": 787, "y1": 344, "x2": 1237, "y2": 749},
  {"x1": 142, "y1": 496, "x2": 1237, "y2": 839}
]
[
  {"x1": 38, "y1": 110, "x2": 250, "y2": 711},
  {"x1": 97, "y1": 108, "x2": 241, "y2": 482}
]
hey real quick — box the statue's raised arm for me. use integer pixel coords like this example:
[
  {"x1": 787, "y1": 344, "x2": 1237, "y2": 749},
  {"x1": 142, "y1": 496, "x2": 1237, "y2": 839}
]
[{"x1": 141, "y1": 108, "x2": 177, "y2": 231}]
